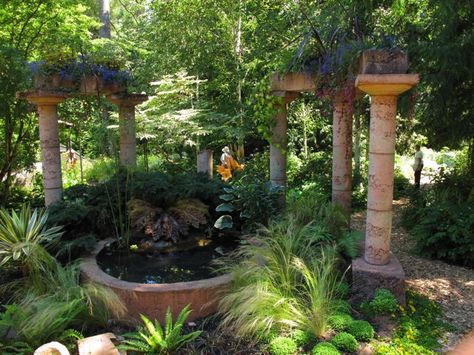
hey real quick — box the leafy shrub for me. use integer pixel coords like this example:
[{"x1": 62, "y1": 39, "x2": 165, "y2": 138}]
[
  {"x1": 47, "y1": 171, "x2": 224, "y2": 255},
  {"x1": 366, "y1": 289, "x2": 399, "y2": 315},
  {"x1": 346, "y1": 320, "x2": 374, "y2": 341},
  {"x1": 402, "y1": 169, "x2": 474, "y2": 267},
  {"x1": 330, "y1": 332, "x2": 358, "y2": 352},
  {"x1": 311, "y1": 342, "x2": 341, "y2": 355},
  {"x1": 328, "y1": 314, "x2": 353, "y2": 332},
  {"x1": 290, "y1": 329, "x2": 315, "y2": 346},
  {"x1": 393, "y1": 167, "x2": 411, "y2": 199},
  {"x1": 120, "y1": 306, "x2": 201, "y2": 354},
  {"x1": 289, "y1": 152, "x2": 332, "y2": 192},
  {"x1": 268, "y1": 337, "x2": 297, "y2": 355},
  {"x1": 405, "y1": 200, "x2": 474, "y2": 267},
  {"x1": 214, "y1": 175, "x2": 282, "y2": 233}
]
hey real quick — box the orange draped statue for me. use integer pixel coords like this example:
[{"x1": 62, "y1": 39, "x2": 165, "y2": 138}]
[{"x1": 217, "y1": 146, "x2": 243, "y2": 181}]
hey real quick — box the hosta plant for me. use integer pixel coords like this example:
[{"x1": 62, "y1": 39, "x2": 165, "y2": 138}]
[{"x1": 120, "y1": 305, "x2": 201, "y2": 354}]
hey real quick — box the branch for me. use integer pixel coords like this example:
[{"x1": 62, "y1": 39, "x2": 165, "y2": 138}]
[{"x1": 15, "y1": 0, "x2": 45, "y2": 49}]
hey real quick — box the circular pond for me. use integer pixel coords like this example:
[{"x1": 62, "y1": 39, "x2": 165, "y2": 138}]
[
  {"x1": 80, "y1": 238, "x2": 235, "y2": 324},
  {"x1": 97, "y1": 237, "x2": 236, "y2": 284}
]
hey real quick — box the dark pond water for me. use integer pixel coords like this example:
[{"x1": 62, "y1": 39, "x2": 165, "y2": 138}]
[{"x1": 97, "y1": 238, "x2": 237, "y2": 284}]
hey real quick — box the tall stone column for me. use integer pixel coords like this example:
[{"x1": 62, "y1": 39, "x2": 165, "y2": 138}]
[
  {"x1": 197, "y1": 149, "x2": 213, "y2": 178},
  {"x1": 108, "y1": 94, "x2": 147, "y2": 168},
  {"x1": 270, "y1": 93, "x2": 288, "y2": 188},
  {"x1": 352, "y1": 74, "x2": 419, "y2": 305},
  {"x1": 269, "y1": 92, "x2": 299, "y2": 189},
  {"x1": 26, "y1": 93, "x2": 67, "y2": 206},
  {"x1": 332, "y1": 95, "x2": 352, "y2": 217}
]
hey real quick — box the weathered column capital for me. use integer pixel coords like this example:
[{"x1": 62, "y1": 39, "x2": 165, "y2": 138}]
[
  {"x1": 271, "y1": 72, "x2": 317, "y2": 92},
  {"x1": 355, "y1": 74, "x2": 419, "y2": 96},
  {"x1": 107, "y1": 93, "x2": 148, "y2": 107},
  {"x1": 23, "y1": 90, "x2": 68, "y2": 106},
  {"x1": 272, "y1": 90, "x2": 300, "y2": 104}
]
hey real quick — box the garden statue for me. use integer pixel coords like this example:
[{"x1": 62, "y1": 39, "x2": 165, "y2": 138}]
[{"x1": 217, "y1": 146, "x2": 243, "y2": 181}]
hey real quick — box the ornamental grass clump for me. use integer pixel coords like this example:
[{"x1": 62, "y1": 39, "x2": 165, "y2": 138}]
[
  {"x1": 269, "y1": 336, "x2": 297, "y2": 355},
  {"x1": 311, "y1": 342, "x2": 341, "y2": 355},
  {"x1": 346, "y1": 320, "x2": 375, "y2": 341},
  {"x1": 216, "y1": 220, "x2": 342, "y2": 340},
  {"x1": 330, "y1": 332, "x2": 358, "y2": 353}
]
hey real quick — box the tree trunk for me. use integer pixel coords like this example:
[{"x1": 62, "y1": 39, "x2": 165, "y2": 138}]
[
  {"x1": 235, "y1": 0, "x2": 244, "y2": 159},
  {"x1": 98, "y1": 0, "x2": 111, "y2": 39}
]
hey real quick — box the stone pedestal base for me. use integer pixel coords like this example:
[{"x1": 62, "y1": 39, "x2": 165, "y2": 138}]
[{"x1": 351, "y1": 254, "x2": 406, "y2": 306}]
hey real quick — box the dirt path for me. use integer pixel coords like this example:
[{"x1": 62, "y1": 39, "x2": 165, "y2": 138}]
[{"x1": 351, "y1": 200, "x2": 474, "y2": 351}]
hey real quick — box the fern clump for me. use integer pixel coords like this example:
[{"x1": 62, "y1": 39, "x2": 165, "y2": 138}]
[
  {"x1": 269, "y1": 336, "x2": 297, "y2": 355},
  {"x1": 330, "y1": 332, "x2": 358, "y2": 352},
  {"x1": 346, "y1": 320, "x2": 375, "y2": 341},
  {"x1": 328, "y1": 313, "x2": 353, "y2": 332},
  {"x1": 120, "y1": 305, "x2": 201, "y2": 354},
  {"x1": 311, "y1": 342, "x2": 341, "y2": 355}
]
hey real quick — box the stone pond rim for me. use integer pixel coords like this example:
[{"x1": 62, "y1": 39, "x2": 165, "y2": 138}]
[{"x1": 80, "y1": 239, "x2": 233, "y2": 324}]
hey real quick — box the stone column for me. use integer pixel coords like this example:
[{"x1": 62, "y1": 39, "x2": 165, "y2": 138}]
[
  {"x1": 270, "y1": 92, "x2": 299, "y2": 189},
  {"x1": 108, "y1": 94, "x2": 147, "y2": 168},
  {"x1": 332, "y1": 95, "x2": 352, "y2": 217},
  {"x1": 26, "y1": 93, "x2": 67, "y2": 206},
  {"x1": 197, "y1": 149, "x2": 213, "y2": 178},
  {"x1": 352, "y1": 74, "x2": 419, "y2": 305}
]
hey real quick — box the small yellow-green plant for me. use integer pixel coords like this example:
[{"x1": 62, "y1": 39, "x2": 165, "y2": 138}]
[
  {"x1": 290, "y1": 329, "x2": 315, "y2": 347},
  {"x1": 346, "y1": 320, "x2": 374, "y2": 341},
  {"x1": 311, "y1": 342, "x2": 341, "y2": 355},
  {"x1": 328, "y1": 313, "x2": 353, "y2": 332},
  {"x1": 269, "y1": 336, "x2": 297, "y2": 355},
  {"x1": 368, "y1": 289, "x2": 399, "y2": 314},
  {"x1": 330, "y1": 332, "x2": 358, "y2": 352}
]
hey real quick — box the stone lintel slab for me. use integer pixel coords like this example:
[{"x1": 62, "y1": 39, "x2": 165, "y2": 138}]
[
  {"x1": 359, "y1": 50, "x2": 408, "y2": 75},
  {"x1": 107, "y1": 93, "x2": 148, "y2": 106},
  {"x1": 355, "y1": 74, "x2": 419, "y2": 96},
  {"x1": 271, "y1": 72, "x2": 317, "y2": 92},
  {"x1": 351, "y1": 254, "x2": 406, "y2": 306}
]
